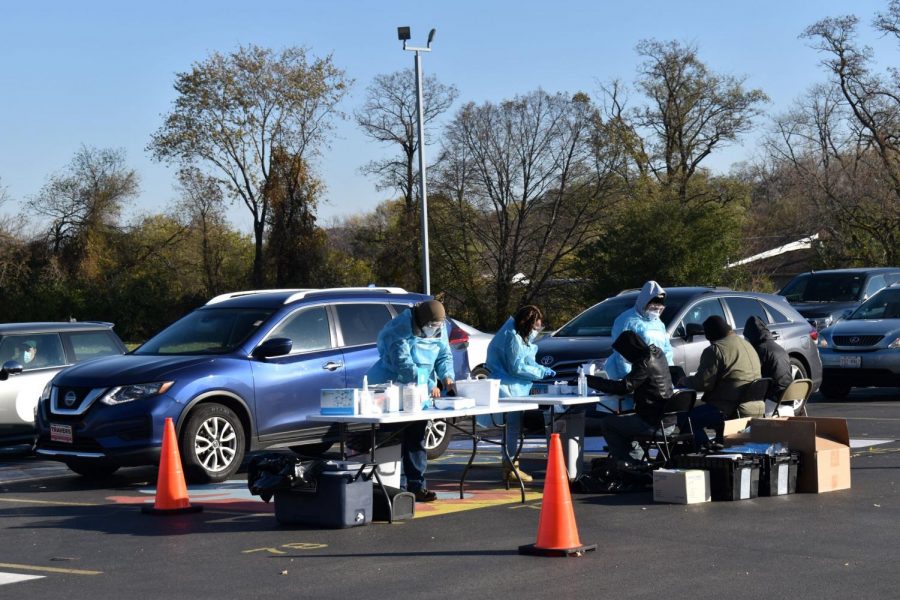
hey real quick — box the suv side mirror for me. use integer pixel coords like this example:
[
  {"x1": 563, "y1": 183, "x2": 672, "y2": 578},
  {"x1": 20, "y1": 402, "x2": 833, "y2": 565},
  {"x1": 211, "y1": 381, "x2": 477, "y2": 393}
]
[
  {"x1": 0, "y1": 360, "x2": 24, "y2": 381},
  {"x1": 253, "y1": 338, "x2": 293, "y2": 359},
  {"x1": 684, "y1": 323, "x2": 705, "y2": 341}
]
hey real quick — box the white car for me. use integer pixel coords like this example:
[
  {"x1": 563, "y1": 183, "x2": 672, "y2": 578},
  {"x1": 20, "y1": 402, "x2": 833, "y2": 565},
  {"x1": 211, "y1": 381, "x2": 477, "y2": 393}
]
[
  {"x1": 449, "y1": 319, "x2": 493, "y2": 376},
  {"x1": 0, "y1": 322, "x2": 126, "y2": 445}
]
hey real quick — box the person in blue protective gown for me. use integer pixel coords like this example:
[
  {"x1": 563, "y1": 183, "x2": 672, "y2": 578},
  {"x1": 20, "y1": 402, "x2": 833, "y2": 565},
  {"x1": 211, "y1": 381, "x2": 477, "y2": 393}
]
[
  {"x1": 367, "y1": 300, "x2": 456, "y2": 503},
  {"x1": 604, "y1": 280, "x2": 674, "y2": 379},
  {"x1": 483, "y1": 305, "x2": 555, "y2": 483}
]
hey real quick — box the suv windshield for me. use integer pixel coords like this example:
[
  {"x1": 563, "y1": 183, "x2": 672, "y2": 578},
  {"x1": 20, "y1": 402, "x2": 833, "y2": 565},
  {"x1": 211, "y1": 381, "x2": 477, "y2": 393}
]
[
  {"x1": 135, "y1": 308, "x2": 274, "y2": 355},
  {"x1": 780, "y1": 273, "x2": 866, "y2": 302},
  {"x1": 555, "y1": 295, "x2": 683, "y2": 337},
  {"x1": 848, "y1": 288, "x2": 900, "y2": 320}
]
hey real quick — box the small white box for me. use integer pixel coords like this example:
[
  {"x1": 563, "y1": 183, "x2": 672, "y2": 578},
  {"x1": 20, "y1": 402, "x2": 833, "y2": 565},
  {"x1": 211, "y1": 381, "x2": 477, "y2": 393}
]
[
  {"x1": 320, "y1": 389, "x2": 359, "y2": 415},
  {"x1": 434, "y1": 397, "x2": 476, "y2": 410},
  {"x1": 653, "y1": 469, "x2": 711, "y2": 504},
  {"x1": 454, "y1": 378, "x2": 500, "y2": 405}
]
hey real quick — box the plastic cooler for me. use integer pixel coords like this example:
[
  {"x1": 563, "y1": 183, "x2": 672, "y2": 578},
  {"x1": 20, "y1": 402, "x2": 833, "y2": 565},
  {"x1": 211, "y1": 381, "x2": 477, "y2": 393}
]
[
  {"x1": 718, "y1": 443, "x2": 800, "y2": 497},
  {"x1": 671, "y1": 453, "x2": 761, "y2": 501},
  {"x1": 274, "y1": 461, "x2": 373, "y2": 528}
]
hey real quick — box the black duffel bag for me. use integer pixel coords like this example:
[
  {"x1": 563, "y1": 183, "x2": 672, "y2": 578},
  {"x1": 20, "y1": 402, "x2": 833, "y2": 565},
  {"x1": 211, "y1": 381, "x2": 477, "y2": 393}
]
[{"x1": 247, "y1": 453, "x2": 325, "y2": 502}]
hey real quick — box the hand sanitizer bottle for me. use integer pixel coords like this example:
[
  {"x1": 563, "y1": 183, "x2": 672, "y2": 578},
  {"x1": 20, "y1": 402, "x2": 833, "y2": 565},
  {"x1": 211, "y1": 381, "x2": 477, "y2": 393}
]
[{"x1": 577, "y1": 366, "x2": 587, "y2": 397}]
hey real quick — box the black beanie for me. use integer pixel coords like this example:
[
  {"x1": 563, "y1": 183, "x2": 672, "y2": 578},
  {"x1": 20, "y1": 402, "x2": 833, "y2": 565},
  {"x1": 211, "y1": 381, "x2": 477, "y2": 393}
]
[
  {"x1": 414, "y1": 300, "x2": 446, "y2": 328},
  {"x1": 703, "y1": 315, "x2": 732, "y2": 341}
]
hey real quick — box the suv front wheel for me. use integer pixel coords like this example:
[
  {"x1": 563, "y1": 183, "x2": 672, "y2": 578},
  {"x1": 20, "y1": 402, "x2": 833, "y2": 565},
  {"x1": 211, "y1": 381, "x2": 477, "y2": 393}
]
[
  {"x1": 425, "y1": 419, "x2": 452, "y2": 459},
  {"x1": 180, "y1": 403, "x2": 245, "y2": 483}
]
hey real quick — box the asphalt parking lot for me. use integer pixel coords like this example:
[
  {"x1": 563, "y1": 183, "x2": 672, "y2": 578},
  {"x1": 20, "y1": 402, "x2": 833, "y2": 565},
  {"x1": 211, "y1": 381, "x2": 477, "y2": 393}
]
[{"x1": 1, "y1": 390, "x2": 897, "y2": 599}]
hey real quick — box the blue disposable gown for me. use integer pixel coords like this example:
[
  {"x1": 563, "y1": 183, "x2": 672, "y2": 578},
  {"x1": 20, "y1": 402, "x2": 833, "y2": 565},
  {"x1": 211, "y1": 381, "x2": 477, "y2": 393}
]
[
  {"x1": 605, "y1": 281, "x2": 674, "y2": 379},
  {"x1": 485, "y1": 317, "x2": 552, "y2": 398},
  {"x1": 366, "y1": 309, "x2": 455, "y2": 389}
]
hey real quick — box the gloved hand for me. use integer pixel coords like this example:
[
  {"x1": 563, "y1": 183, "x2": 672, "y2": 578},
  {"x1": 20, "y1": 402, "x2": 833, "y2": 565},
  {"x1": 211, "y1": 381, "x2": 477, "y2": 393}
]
[{"x1": 543, "y1": 367, "x2": 556, "y2": 378}]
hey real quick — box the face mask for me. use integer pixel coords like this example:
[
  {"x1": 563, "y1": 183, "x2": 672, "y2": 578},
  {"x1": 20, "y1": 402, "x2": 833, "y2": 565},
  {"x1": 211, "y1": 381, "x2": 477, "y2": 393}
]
[
  {"x1": 421, "y1": 325, "x2": 440, "y2": 338},
  {"x1": 528, "y1": 330, "x2": 539, "y2": 343},
  {"x1": 23, "y1": 349, "x2": 35, "y2": 364},
  {"x1": 645, "y1": 305, "x2": 664, "y2": 318}
]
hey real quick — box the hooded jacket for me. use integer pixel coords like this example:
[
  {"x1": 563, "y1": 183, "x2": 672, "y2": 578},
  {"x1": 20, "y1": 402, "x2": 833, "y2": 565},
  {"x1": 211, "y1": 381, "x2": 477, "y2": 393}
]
[
  {"x1": 588, "y1": 331, "x2": 673, "y2": 425},
  {"x1": 605, "y1": 281, "x2": 674, "y2": 379},
  {"x1": 743, "y1": 316, "x2": 793, "y2": 398},
  {"x1": 366, "y1": 309, "x2": 454, "y2": 389},
  {"x1": 485, "y1": 317, "x2": 553, "y2": 397}
]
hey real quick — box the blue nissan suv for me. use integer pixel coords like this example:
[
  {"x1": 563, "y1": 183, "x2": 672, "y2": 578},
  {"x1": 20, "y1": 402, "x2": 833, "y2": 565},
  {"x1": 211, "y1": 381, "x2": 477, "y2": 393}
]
[{"x1": 34, "y1": 288, "x2": 469, "y2": 482}]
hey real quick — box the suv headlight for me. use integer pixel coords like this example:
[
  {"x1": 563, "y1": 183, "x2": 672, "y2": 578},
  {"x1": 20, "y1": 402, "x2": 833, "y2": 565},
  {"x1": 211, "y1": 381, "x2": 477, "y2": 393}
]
[
  {"x1": 817, "y1": 337, "x2": 829, "y2": 349},
  {"x1": 100, "y1": 381, "x2": 174, "y2": 406},
  {"x1": 40, "y1": 382, "x2": 52, "y2": 402},
  {"x1": 889, "y1": 337, "x2": 900, "y2": 349}
]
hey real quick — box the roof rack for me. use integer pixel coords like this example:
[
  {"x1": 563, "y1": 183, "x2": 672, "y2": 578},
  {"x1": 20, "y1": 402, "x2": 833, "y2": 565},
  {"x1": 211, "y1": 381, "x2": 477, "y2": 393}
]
[
  {"x1": 205, "y1": 289, "x2": 309, "y2": 305},
  {"x1": 283, "y1": 287, "x2": 410, "y2": 304}
]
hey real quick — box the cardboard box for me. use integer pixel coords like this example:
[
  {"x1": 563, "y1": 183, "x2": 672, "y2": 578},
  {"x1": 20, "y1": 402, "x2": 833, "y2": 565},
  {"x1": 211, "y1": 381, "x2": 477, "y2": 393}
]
[
  {"x1": 454, "y1": 378, "x2": 500, "y2": 406},
  {"x1": 722, "y1": 417, "x2": 753, "y2": 444},
  {"x1": 746, "y1": 417, "x2": 851, "y2": 494},
  {"x1": 653, "y1": 469, "x2": 711, "y2": 504}
]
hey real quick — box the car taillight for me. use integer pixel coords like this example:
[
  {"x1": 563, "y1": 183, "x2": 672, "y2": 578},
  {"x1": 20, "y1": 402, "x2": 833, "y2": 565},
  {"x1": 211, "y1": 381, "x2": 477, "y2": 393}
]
[
  {"x1": 808, "y1": 326, "x2": 818, "y2": 341},
  {"x1": 448, "y1": 324, "x2": 469, "y2": 346}
]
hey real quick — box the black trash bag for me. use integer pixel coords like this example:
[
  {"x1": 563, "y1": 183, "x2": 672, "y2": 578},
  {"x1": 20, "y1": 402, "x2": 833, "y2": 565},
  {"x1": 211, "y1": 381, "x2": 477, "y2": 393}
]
[
  {"x1": 570, "y1": 457, "x2": 652, "y2": 494},
  {"x1": 247, "y1": 453, "x2": 324, "y2": 503}
]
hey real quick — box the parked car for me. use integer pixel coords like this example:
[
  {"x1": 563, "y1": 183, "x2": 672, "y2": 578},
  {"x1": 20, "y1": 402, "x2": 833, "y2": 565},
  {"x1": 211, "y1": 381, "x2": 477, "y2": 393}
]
[
  {"x1": 449, "y1": 319, "x2": 492, "y2": 376},
  {"x1": 778, "y1": 268, "x2": 900, "y2": 330},
  {"x1": 816, "y1": 283, "x2": 900, "y2": 399},
  {"x1": 0, "y1": 322, "x2": 126, "y2": 444},
  {"x1": 34, "y1": 288, "x2": 470, "y2": 482},
  {"x1": 535, "y1": 287, "x2": 823, "y2": 415}
]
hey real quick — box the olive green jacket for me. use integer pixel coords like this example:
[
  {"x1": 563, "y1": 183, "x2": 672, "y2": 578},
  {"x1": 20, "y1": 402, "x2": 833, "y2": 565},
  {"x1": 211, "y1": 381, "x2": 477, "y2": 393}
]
[{"x1": 685, "y1": 333, "x2": 763, "y2": 418}]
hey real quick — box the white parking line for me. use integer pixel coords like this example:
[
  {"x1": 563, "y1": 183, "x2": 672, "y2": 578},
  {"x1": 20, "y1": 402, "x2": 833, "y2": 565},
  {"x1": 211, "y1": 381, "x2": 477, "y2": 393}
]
[{"x1": 0, "y1": 572, "x2": 44, "y2": 585}]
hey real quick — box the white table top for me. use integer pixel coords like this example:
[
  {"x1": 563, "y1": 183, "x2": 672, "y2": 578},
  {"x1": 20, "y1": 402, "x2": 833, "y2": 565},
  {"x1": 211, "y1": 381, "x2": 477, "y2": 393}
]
[
  {"x1": 501, "y1": 394, "x2": 617, "y2": 407},
  {"x1": 306, "y1": 401, "x2": 540, "y2": 424}
]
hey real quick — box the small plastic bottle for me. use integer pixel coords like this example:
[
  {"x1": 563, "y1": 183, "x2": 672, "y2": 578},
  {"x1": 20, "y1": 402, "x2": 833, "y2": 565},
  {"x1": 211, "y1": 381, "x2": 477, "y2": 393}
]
[{"x1": 577, "y1": 366, "x2": 587, "y2": 396}]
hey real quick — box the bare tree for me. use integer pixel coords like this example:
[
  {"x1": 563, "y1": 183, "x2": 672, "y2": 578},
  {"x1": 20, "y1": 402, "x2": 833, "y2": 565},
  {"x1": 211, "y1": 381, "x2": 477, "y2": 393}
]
[
  {"x1": 355, "y1": 70, "x2": 457, "y2": 290},
  {"x1": 149, "y1": 45, "x2": 351, "y2": 286},
  {"x1": 611, "y1": 40, "x2": 769, "y2": 204},
  {"x1": 174, "y1": 168, "x2": 232, "y2": 295},
  {"x1": 30, "y1": 146, "x2": 138, "y2": 275},
  {"x1": 432, "y1": 90, "x2": 616, "y2": 327}
]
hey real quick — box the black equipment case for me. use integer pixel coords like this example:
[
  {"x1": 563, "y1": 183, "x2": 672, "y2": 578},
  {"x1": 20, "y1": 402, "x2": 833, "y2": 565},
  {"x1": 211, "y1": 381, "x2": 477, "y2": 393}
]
[{"x1": 274, "y1": 461, "x2": 374, "y2": 528}]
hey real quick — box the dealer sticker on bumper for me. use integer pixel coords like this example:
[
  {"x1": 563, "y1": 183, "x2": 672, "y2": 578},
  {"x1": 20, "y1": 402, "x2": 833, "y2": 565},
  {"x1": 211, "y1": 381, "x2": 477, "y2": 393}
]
[{"x1": 50, "y1": 423, "x2": 73, "y2": 444}]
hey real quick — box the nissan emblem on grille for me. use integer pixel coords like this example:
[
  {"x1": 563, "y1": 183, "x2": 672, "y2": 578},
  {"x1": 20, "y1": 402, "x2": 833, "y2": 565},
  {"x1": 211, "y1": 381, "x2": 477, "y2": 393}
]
[
  {"x1": 850, "y1": 337, "x2": 860, "y2": 344},
  {"x1": 64, "y1": 391, "x2": 77, "y2": 407},
  {"x1": 540, "y1": 356, "x2": 554, "y2": 366}
]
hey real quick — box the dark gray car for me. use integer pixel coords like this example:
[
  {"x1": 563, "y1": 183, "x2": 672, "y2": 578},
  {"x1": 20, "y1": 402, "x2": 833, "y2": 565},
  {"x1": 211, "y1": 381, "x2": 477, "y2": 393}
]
[
  {"x1": 536, "y1": 287, "x2": 823, "y2": 414},
  {"x1": 778, "y1": 268, "x2": 900, "y2": 330}
]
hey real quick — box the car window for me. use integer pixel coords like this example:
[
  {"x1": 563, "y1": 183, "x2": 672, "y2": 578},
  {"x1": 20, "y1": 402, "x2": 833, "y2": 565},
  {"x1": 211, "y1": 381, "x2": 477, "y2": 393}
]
[
  {"x1": 780, "y1": 273, "x2": 866, "y2": 302},
  {"x1": 136, "y1": 308, "x2": 274, "y2": 355},
  {"x1": 863, "y1": 275, "x2": 885, "y2": 299},
  {"x1": 269, "y1": 306, "x2": 333, "y2": 353},
  {"x1": 336, "y1": 303, "x2": 393, "y2": 347},
  {"x1": 556, "y1": 296, "x2": 635, "y2": 337},
  {"x1": 390, "y1": 303, "x2": 414, "y2": 316},
  {"x1": 850, "y1": 288, "x2": 900, "y2": 320},
  {"x1": 725, "y1": 297, "x2": 770, "y2": 331},
  {"x1": 676, "y1": 298, "x2": 726, "y2": 336},
  {"x1": 762, "y1": 302, "x2": 791, "y2": 324},
  {"x1": 0, "y1": 333, "x2": 66, "y2": 370},
  {"x1": 67, "y1": 331, "x2": 121, "y2": 362}
]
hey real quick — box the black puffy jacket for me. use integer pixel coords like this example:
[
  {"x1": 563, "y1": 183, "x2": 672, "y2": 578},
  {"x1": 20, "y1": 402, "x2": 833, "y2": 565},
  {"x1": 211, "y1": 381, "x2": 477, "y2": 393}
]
[
  {"x1": 743, "y1": 316, "x2": 793, "y2": 398},
  {"x1": 588, "y1": 333, "x2": 673, "y2": 425}
]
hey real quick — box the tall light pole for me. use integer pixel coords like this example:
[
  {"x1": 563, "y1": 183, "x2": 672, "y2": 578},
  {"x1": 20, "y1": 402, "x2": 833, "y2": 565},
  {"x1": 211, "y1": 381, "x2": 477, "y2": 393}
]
[{"x1": 397, "y1": 26, "x2": 435, "y2": 296}]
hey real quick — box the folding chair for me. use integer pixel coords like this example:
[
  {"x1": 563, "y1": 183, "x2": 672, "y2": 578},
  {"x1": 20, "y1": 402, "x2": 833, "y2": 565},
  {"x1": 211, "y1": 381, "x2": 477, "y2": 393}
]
[
  {"x1": 633, "y1": 389, "x2": 698, "y2": 467},
  {"x1": 771, "y1": 378, "x2": 813, "y2": 417},
  {"x1": 739, "y1": 377, "x2": 773, "y2": 411}
]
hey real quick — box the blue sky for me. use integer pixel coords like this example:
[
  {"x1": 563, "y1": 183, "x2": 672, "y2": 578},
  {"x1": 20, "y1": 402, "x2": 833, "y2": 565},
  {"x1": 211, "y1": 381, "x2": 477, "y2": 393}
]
[{"x1": 1, "y1": 1, "x2": 896, "y2": 231}]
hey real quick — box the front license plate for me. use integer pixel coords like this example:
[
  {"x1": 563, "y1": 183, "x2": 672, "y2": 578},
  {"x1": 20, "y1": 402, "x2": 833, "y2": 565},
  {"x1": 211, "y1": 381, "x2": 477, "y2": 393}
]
[
  {"x1": 50, "y1": 423, "x2": 73, "y2": 444},
  {"x1": 839, "y1": 355, "x2": 862, "y2": 368}
]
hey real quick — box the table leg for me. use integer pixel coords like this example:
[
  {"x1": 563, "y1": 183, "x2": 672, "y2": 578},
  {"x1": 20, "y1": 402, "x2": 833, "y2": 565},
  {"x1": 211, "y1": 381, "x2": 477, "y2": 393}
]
[
  {"x1": 370, "y1": 424, "x2": 393, "y2": 524},
  {"x1": 459, "y1": 416, "x2": 478, "y2": 499},
  {"x1": 501, "y1": 411, "x2": 526, "y2": 502}
]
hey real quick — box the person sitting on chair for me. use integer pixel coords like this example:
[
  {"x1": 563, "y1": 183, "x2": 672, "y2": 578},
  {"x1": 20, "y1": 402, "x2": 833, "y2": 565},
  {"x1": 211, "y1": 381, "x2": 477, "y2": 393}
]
[
  {"x1": 587, "y1": 331, "x2": 673, "y2": 462},
  {"x1": 678, "y1": 316, "x2": 762, "y2": 449},
  {"x1": 743, "y1": 316, "x2": 792, "y2": 400}
]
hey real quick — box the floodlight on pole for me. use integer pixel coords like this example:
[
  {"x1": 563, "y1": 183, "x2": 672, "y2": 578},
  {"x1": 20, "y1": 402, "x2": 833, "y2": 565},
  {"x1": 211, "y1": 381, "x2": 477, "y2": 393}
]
[{"x1": 399, "y1": 27, "x2": 436, "y2": 296}]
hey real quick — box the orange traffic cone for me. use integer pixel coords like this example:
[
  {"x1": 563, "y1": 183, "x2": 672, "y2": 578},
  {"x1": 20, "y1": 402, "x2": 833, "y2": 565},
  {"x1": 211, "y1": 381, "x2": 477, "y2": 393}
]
[
  {"x1": 519, "y1": 433, "x2": 595, "y2": 557},
  {"x1": 142, "y1": 417, "x2": 202, "y2": 515}
]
